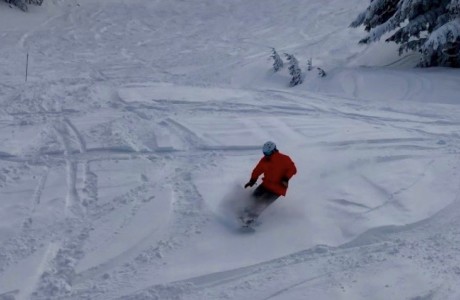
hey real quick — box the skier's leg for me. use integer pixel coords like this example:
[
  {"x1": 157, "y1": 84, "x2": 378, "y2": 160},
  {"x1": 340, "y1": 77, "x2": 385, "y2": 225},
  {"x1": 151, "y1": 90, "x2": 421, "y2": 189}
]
[
  {"x1": 244, "y1": 185, "x2": 268, "y2": 215},
  {"x1": 252, "y1": 184, "x2": 267, "y2": 198},
  {"x1": 240, "y1": 185, "x2": 267, "y2": 224},
  {"x1": 243, "y1": 185, "x2": 279, "y2": 221},
  {"x1": 250, "y1": 192, "x2": 279, "y2": 218}
]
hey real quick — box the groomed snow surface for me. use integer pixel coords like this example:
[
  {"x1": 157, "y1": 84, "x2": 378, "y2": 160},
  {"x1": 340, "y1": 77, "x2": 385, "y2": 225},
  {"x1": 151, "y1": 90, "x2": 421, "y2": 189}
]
[{"x1": 1, "y1": 0, "x2": 460, "y2": 299}]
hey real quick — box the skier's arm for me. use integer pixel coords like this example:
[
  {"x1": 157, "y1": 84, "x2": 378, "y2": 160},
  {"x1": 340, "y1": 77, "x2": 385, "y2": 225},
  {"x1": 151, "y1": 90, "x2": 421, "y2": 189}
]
[
  {"x1": 250, "y1": 158, "x2": 265, "y2": 181},
  {"x1": 245, "y1": 158, "x2": 265, "y2": 188},
  {"x1": 280, "y1": 158, "x2": 296, "y2": 188},
  {"x1": 284, "y1": 157, "x2": 297, "y2": 180}
]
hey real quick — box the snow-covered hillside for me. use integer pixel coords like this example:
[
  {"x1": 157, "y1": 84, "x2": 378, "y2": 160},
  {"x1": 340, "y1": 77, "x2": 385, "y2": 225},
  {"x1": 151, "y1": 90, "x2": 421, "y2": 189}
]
[{"x1": 1, "y1": 0, "x2": 460, "y2": 299}]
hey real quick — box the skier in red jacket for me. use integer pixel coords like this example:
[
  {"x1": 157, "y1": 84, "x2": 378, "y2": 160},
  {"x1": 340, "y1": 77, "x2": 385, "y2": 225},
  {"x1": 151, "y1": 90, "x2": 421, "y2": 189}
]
[{"x1": 242, "y1": 141, "x2": 297, "y2": 225}]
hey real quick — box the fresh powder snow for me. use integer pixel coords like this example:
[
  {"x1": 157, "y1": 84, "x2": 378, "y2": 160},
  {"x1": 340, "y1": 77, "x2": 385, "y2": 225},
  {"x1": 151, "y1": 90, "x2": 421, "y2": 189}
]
[{"x1": 1, "y1": 0, "x2": 460, "y2": 299}]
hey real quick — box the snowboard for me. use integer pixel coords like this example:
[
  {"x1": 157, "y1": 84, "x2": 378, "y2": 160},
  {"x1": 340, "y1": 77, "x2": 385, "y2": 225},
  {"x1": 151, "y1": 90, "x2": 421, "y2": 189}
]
[
  {"x1": 214, "y1": 184, "x2": 268, "y2": 233},
  {"x1": 237, "y1": 215, "x2": 259, "y2": 232}
]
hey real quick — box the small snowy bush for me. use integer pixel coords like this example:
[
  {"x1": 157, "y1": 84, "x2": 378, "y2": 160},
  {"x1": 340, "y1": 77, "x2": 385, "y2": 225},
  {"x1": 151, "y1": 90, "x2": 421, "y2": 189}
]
[{"x1": 307, "y1": 58, "x2": 327, "y2": 77}]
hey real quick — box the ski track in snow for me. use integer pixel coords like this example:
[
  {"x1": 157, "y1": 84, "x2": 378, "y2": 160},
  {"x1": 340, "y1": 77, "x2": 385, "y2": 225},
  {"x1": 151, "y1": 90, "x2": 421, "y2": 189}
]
[
  {"x1": 1, "y1": 0, "x2": 460, "y2": 299},
  {"x1": 122, "y1": 199, "x2": 460, "y2": 300}
]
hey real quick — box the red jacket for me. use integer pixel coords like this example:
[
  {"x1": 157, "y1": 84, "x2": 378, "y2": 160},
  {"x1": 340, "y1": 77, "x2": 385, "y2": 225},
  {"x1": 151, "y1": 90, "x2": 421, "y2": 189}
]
[{"x1": 250, "y1": 151, "x2": 297, "y2": 196}]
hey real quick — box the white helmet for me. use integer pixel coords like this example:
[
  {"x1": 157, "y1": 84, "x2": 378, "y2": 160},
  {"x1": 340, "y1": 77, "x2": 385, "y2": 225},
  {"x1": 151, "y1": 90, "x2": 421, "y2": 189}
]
[{"x1": 262, "y1": 141, "x2": 277, "y2": 156}]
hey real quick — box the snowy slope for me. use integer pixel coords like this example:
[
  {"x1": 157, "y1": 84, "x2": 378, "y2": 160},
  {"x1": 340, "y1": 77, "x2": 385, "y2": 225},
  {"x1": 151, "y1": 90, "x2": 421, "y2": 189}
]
[{"x1": 1, "y1": 0, "x2": 460, "y2": 299}]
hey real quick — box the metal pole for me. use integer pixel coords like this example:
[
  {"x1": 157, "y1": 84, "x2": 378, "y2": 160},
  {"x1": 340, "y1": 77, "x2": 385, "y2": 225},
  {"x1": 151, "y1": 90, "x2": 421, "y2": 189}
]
[{"x1": 25, "y1": 52, "x2": 29, "y2": 82}]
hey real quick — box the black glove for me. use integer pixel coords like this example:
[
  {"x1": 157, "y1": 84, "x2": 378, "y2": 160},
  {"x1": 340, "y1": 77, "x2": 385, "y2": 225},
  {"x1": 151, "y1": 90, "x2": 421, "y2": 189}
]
[
  {"x1": 244, "y1": 179, "x2": 257, "y2": 188},
  {"x1": 281, "y1": 176, "x2": 289, "y2": 187}
]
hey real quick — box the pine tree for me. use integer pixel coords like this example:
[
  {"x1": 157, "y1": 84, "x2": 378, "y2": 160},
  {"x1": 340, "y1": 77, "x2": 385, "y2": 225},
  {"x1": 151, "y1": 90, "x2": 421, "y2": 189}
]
[
  {"x1": 3, "y1": 0, "x2": 43, "y2": 12},
  {"x1": 351, "y1": 0, "x2": 460, "y2": 67},
  {"x1": 421, "y1": 2, "x2": 460, "y2": 66},
  {"x1": 270, "y1": 48, "x2": 284, "y2": 72},
  {"x1": 284, "y1": 53, "x2": 303, "y2": 86}
]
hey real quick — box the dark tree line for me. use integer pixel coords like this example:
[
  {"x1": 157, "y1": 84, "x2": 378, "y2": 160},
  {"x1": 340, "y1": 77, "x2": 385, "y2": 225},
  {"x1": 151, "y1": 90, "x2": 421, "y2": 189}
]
[
  {"x1": 3, "y1": 0, "x2": 43, "y2": 12},
  {"x1": 351, "y1": 0, "x2": 460, "y2": 67}
]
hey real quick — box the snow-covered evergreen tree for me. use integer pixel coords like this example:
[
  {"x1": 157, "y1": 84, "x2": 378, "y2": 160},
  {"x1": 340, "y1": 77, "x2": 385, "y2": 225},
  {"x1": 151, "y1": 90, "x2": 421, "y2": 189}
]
[
  {"x1": 421, "y1": 2, "x2": 460, "y2": 66},
  {"x1": 284, "y1": 53, "x2": 303, "y2": 87},
  {"x1": 351, "y1": 0, "x2": 460, "y2": 67},
  {"x1": 270, "y1": 48, "x2": 284, "y2": 72},
  {"x1": 3, "y1": 0, "x2": 43, "y2": 12}
]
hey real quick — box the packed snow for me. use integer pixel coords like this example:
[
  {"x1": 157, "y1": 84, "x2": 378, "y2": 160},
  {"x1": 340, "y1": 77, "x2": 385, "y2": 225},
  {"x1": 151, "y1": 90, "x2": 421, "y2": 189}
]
[{"x1": 1, "y1": 0, "x2": 460, "y2": 299}]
